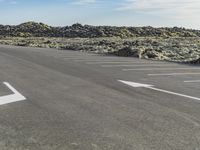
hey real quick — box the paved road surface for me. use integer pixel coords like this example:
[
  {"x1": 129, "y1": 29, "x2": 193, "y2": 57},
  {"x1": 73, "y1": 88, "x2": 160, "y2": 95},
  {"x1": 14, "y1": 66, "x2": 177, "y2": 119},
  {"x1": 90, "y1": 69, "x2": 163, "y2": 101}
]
[{"x1": 0, "y1": 45, "x2": 200, "y2": 150}]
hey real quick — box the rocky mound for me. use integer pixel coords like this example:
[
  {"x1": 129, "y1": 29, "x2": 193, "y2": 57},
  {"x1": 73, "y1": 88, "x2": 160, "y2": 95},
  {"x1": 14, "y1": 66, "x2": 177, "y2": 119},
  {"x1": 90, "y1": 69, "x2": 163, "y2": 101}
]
[{"x1": 0, "y1": 21, "x2": 200, "y2": 38}]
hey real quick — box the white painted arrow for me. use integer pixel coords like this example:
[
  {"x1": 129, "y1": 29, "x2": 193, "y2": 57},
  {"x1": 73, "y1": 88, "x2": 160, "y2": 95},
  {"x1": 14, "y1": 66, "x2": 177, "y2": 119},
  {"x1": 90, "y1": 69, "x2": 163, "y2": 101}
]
[
  {"x1": 0, "y1": 82, "x2": 26, "y2": 106},
  {"x1": 118, "y1": 80, "x2": 200, "y2": 101},
  {"x1": 118, "y1": 80, "x2": 153, "y2": 87}
]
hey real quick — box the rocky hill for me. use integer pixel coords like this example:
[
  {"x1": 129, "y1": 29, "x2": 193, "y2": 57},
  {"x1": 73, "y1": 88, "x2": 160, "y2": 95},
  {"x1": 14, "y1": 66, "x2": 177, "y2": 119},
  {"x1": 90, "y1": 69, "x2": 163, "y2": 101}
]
[
  {"x1": 0, "y1": 21, "x2": 200, "y2": 38},
  {"x1": 0, "y1": 22, "x2": 200, "y2": 64}
]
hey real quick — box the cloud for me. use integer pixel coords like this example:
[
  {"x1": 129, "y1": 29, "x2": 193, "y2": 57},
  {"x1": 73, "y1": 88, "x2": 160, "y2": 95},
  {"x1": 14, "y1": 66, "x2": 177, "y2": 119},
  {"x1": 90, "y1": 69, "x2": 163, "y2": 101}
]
[{"x1": 118, "y1": 0, "x2": 200, "y2": 20}]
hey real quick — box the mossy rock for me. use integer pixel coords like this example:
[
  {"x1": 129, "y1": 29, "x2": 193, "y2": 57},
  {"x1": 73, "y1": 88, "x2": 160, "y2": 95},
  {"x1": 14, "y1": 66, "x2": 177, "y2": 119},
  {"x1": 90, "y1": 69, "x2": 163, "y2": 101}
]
[{"x1": 112, "y1": 46, "x2": 139, "y2": 57}]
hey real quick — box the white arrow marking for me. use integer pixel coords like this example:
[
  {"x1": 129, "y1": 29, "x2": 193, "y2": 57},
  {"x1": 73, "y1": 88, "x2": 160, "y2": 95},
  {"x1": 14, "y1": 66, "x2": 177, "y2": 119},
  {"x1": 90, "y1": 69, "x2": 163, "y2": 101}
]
[
  {"x1": 118, "y1": 80, "x2": 200, "y2": 101},
  {"x1": 118, "y1": 80, "x2": 153, "y2": 87},
  {"x1": 0, "y1": 82, "x2": 26, "y2": 106}
]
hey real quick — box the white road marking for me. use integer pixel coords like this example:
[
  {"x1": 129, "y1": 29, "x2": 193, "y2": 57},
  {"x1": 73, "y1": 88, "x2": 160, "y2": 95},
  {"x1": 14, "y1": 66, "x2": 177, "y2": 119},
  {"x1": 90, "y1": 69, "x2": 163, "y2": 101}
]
[
  {"x1": 0, "y1": 82, "x2": 26, "y2": 106},
  {"x1": 74, "y1": 59, "x2": 137, "y2": 62},
  {"x1": 102, "y1": 64, "x2": 177, "y2": 67},
  {"x1": 61, "y1": 57, "x2": 82, "y2": 59},
  {"x1": 184, "y1": 80, "x2": 200, "y2": 83},
  {"x1": 148, "y1": 72, "x2": 200, "y2": 76},
  {"x1": 73, "y1": 59, "x2": 98, "y2": 62},
  {"x1": 118, "y1": 80, "x2": 152, "y2": 87},
  {"x1": 65, "y1": 58, "x2": 89, "y2": 60},
  {"x1": 86, "y1": 62, "x2": 152, "y2": 64},
  {"x1": 118, "y1": 80, "x2": 200, "y2": 101},
  {"x1": 123, "y1": 68, "x2": 200, "y2": 71}
]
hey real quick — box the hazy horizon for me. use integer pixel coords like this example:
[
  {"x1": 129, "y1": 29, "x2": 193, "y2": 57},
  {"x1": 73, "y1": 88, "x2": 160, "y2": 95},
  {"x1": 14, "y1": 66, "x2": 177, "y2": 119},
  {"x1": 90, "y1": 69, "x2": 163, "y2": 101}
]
[{"x1": 0, "y1": 0, "x2": 200, "y2": 29}]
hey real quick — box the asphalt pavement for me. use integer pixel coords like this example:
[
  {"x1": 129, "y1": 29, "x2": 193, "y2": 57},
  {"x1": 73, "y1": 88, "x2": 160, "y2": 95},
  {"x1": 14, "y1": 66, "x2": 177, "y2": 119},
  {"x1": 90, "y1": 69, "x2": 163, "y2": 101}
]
[{"x1": 0, "y1": 45, "x2": 200, "y2": 150}]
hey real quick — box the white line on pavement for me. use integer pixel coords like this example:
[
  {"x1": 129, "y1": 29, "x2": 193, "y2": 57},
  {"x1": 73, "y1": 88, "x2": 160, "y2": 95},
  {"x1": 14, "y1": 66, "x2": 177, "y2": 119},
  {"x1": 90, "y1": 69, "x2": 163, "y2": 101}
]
[
  {"x1": 74, "y1": 59, "x2": 138, "y2": 62},
  {"x1": 123, "y1": 68, "x2": 200, "y2": 71},
  {"x1": 148, "y1": 72, "x2": 200, "y2": 76},
  {"x1": 65, "y1": 58, "x2": 89, "y2": 60},
  {"x1": 102, "y1": 64, "x2": 178, "y2": 67},
  {"x1": 184, "y1": 80, "x2": 200, "y2": 83},
  {"x1": 149, "y1": 86, "x2": 200, "y2": 101},
  {"x1": 86, "y1": 62, "x2": 153, "y2": 64}
]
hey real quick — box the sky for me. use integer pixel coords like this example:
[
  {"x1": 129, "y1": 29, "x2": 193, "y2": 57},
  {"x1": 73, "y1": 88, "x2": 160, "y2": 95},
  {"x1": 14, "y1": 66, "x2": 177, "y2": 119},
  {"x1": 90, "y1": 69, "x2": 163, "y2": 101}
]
[{"x1": 0, "y1": 0, "x2": 200, "y2": 29}]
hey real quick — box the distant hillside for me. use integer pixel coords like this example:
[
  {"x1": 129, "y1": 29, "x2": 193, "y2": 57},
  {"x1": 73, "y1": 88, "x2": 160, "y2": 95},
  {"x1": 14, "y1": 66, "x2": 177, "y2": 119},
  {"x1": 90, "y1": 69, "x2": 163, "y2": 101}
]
[{"x1": 0, "y1": 21, "x2": 200, "y2": 38}]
